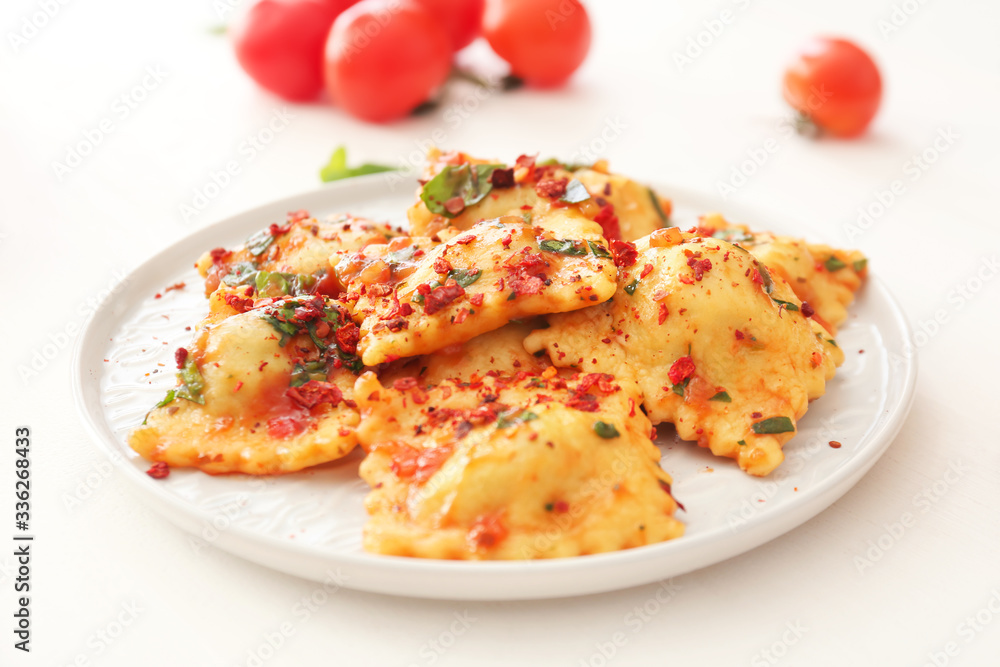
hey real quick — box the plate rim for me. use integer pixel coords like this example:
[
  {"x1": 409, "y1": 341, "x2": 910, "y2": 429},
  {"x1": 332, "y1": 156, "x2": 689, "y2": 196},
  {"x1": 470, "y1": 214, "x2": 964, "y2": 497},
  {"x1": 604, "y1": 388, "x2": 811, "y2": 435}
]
[{"x1": 71, "y1": 174, "x2": 918, "y2": 598}]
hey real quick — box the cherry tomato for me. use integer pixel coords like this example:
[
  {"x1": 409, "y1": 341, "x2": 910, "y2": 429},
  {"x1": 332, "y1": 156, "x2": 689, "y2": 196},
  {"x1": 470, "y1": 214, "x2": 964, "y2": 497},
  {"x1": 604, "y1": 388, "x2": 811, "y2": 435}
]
[
  {"x1": 782, "y1": 37, "x2": 882, "y2": 138},
  {"x1": 231, "y1": 0, "x2": 359, "y2": 101},
  {"x1": 324, "y1": 0, "x2": 452, "y2": 122},
  {"x1": 411, "y1": 0, "x2": 485, "y2": 52},
  {"x1": 482, "y1": 0, "x2": 591, "y2": 87}
]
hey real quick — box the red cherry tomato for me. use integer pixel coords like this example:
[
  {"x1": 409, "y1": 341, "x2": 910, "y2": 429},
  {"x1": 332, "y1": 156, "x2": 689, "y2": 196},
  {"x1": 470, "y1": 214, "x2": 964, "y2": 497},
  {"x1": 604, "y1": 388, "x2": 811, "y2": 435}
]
[
  {"x1": 231, "y1": 0, "x2": 359, "y2": 102},
  {"x1": 324, "y1": 0, "x2": 452, "y2": 122},
  {"x1": 411, "y1": 0, "x2": 485, "y2": 52},
  {"x1": 482, "y1": 0, "x2": 591, "y2": 87},
  {"x1": 782, "y1": 37, "x2": 882, "y2": 138}
]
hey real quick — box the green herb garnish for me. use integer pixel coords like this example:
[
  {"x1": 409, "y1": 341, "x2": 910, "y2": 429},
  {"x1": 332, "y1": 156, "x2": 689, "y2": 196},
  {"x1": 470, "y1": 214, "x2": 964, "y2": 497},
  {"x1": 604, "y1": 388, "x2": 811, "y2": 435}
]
[
  {"x1": 320, "y1": 145, "x2": 398, "y2": 183},
  {"x1": 624, "y1": 279, "x2": 639, "y2": 295},
  {"x1": 419, "y1": 163, "x2": 505, "y2": 218},
  {"x1": 448, "y1": 268, "x2": 482, "y2": 288},
  {"x1": 246, "y1": 229, "x2": 276, "y2": 257},
  {"x1": 649, "y1": 188, "x2": 669, "y2": 225},
  {"x1": 737, "y1": 439, "x2": 747, "y2": 447},
  {"x1": 771, "y1": 299, "x2": 800, "y2": 311},
  {"x1": 671, "y1": 378, "x2": 690, "y2": 397},
  {"x1": 176, "y1": 358, "x2": 206, "y2": 405},
  {"x1": 824, "y1": 256, "x2": 847, "y2": 272},
  {"x1": 593, "y1": 421, "x2": 620, "y2": 439},
  {"x1": 709, "y1": 391, "x2": 732, "y2": 403},
  {"x1": 587, "y1": 241, "x2": 611, "y2": 258},
  {"x1": 853, "y1": 258, "x2": 867, "y2": 272},
  {"x1": 497, "y1": 409, "x2": 539, "y2": 429},
  {"x1": 751, "y1": 416, "x2": 795, "y2": 434},
  {"x1": 539, "y1": 239, "x2": 588, "y2": 255},
  {"x1": 221, "y1": 262, "x2": 259, "y2": 287}
]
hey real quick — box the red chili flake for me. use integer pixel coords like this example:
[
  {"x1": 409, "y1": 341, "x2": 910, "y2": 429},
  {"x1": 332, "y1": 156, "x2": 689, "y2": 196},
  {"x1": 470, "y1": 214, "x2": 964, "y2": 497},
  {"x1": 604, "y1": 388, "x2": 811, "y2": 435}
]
[
  {"x1": 468, "y1": 513, "x2": 508, "y2": 550},
  {"x1": 658, "y1": 479, "x2": 686, "y2": 511},
  {"x1": 829, "y1": 441, "x2": 842, "y2": 449},
  {"x1": 678, "y1": 274, "x2": 694, "y2": 285},
  {"x1": 801, "y1": 301, "x2": 815, "y2": 318},
  {"x1": 454, "y1": 234, "x2": 476, "y2": 245},
  {"x1": 640, "y1": 263, "x2": 654, "y2": 279},
  {"x1": 501, "y1": 233, "x2": 513, "y2": 248},
  {"x1": 393, "y1": 377, "x2": 419, "y2": 391},
  {"x1": 453, "y1": 308, "x2": 469, "y2": 324},
  {"x1": 566, "y1": 393, "x2": 599, "y2": 412},
  {"x1": 628, "y1": 398, "x2": 636, "y2": 417},
  {"x1": 368, "y1": 283, "x2": 393, "y2": 297},
  {"x1": 287, "y1": 209, "x2": 310, "y2": 223},
  {"x1": 154, "y1": 293, "x2": 162, "y2": 299},
  {"x1": 335, "y1": 322, "x2": 360, "y2": 355},
  {"x1": 687, "y1": 257, "x2": 712, "y2": 281},
  {"x1": 750, "y1": 267, "x2": 764, "y2": 286},
  {"x1": 146, "y1": 462, "x2": 170, "y2": 479},
  {"x1": 383, "y1": 296, "x2": 413, "y2": 321},
  {"x1": 209, "y1": 247, "x2": 232, "y2": 264},
  {"x1": 667, "y1": 356, "x2": 695, "y2": 385},
  {"x1": 469, "y1": 293, "x2": 484, "y2": 307},
  {"x1": 233, "y1": 381, "x2": 243, "y2": 393},
  {"x1": 174, "y1": 347, "x2": 189, "y2": 369},
  {"x1": 338, "y1": 427, "x2": 352, "y2": 437},
  {"x1": 576, "y1": 373, "x2": 619, "y2": 395},
  {"x1": 610, "y1": 240, "x2": 638, "y2": 268},
  {"x1": 515, "y1": 154, "x2": 536, "y2": 170},
  {"x1": 593, "y1": 203, "x2": 622, "y2": 241},
  {"x1": 258, "y1": 361, "x2": 268, "y2": 371},
  {"x1": 658, "y1": 304, "x2": 669, "y2": 325},
  {"x1": 553, "y1": 501, "x2": 569, "y2": 514},
  {"x1": 286, "y1": 380, "x2": 344, "y2": 409},
  {"x1": 734, "y1": 330, "x2": 745, "y2": 340},
  {"x1": 423, "y1": 279, "x2": 466, "y2": 315},
  {"x1": 752, "y1": 412, "x2": 762, "y2": 419},
  {"x1": 535, "y1": 177, "x2": 568, "y2": 199},
  {"x1": 224, "y1": 293, "x2": 254, "y2": 312},
  {"x1": 444, "y1": 197, "x2": 466, "y2": 215},
  {"x1": 490, "y1": 167, "x2": 515, "y2": 188},
  {"x1": 164, "y1": 282, "x2": 186, "y2": 293},
  {"x1": 267, "y1": 415, "x2": 308, "y2": 439},
  {"x1": 268, "y1": 222, "x2": 292, "y2": 236},
  {"x1": 432, "y1": 256, "x2": 453, "y2": 274}
]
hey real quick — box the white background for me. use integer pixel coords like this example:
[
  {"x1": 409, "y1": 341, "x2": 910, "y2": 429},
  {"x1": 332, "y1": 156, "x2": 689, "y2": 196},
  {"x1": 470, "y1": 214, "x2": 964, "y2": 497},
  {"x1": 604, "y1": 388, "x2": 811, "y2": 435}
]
[{"x1": 2, "y1": 0, "x2": 999, "y2": 665}]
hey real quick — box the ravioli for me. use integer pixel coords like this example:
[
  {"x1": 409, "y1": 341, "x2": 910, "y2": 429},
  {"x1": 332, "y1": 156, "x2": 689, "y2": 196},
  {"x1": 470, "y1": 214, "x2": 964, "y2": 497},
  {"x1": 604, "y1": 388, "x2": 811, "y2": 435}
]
[
  {"x1": 337, "y1": 215, "x2": 617, "y2": 366},
  {"x1": 524, "y1": 229, "x2": 844, "y2": 476},
  {"x1": 407, "y1": 149, "x2": 671, "y2": 242},
  {"x1": 379, "y1": 320, "x2": 552, "y2": 387},
  {"x1": 196, "y1": 211, "x2": 403, "y2": 297},
  {"x1": 129, "y1": 294, "x2": 363, "y2": 474},
  {"x1": 700, "y1": 213, "x2": 867, "y2": 333},
  {"x1": 354, "y1": 370, "x2": 684, "y2": 559}
]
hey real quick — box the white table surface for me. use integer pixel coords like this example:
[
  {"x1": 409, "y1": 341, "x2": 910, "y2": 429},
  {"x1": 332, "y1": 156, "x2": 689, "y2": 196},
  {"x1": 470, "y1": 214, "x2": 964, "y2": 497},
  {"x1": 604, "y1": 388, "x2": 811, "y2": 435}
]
[{"x1": 2, "y1": 0, "x2": 998, "y2": 664}]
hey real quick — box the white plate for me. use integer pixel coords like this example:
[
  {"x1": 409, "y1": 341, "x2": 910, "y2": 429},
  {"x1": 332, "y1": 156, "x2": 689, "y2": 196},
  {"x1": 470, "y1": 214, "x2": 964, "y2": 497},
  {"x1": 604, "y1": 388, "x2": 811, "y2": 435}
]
[{"x1": 73, "y1": 174, "x2": 917, "y2": 600}]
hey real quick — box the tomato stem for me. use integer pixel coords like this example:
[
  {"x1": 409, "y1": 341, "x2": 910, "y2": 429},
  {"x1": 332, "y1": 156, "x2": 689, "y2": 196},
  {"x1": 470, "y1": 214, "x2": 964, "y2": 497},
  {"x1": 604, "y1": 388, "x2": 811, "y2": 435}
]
[{"x1": 793, "y1": 111, "x2": 822, "y2": 138}]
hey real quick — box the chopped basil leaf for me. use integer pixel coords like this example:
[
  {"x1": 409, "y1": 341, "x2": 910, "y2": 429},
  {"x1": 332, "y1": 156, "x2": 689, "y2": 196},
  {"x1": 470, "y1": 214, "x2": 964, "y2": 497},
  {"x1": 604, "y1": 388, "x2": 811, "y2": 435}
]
[
  {"x1": 319, "y1": 145, "x2": 398, "y2": 183},
  {"x1": 825, "y1": 256, "x2": 847, "y2": 271},
  {"x1": 827, "y1": 338, "x2": 838, "y2": 347},
  {"x1": 507, "y1": 292, "x2": 517, "y2": 301},
  {"x1": 853, "y1": 258, "x2": 867, "y2": 272},
  {"x1": 221, "y1": 262, "x2": 259, "y2": 287},
  {"x1": 649, "y1": 188, "x2": 669, "y2": 224},
  {"x1": 737, "y1": 439, "x2": 747, "y2": 447},
  {"x1": 420, "y1": 163, "x2": 505, "y2": 218},
  {"x1": 771, "y1": 298, "x2": 800, "y2": 311},
  {"x1": 712, "y1": 229, "x2": 754, "y2": 244},
  {"x1": 255, "y1": 270, "x2": 290, "y2": 296},
  {"x1": 176, "y1": 358, "x2": 206, "y2": 405},
  {"x1": 544, "y1": 502, "x2": 554, "y2": 512},
  {"x1": 539, "y1": 239, "x2": 588, "y2": 255},
  {"x1": 246, "y1": 228, "x2": 277, "y2": 257},
  {"x1": 155, "y1": 389, "x2": 176, "y2": 408},
  {"x1": 593, "y1": 421, "x2": 620, "y2": 438},
  {"x1": 560, "y1": 179, "x2": 591, "y2": 204},
  {"x1": 522, "y1": 211, "x2": 533, "y2": 224},
  {"x1": 671, "y1": 377, "x2": 690, "y2": 397},
  {"x1": 261, "y1": 314, "x2": 299, "y2": 346},
  {"x1": 587, "y1": 241, "x2": 611, "y2": 259},
  {"x1": 448, "y1": 268, "x2": 482, "y2": 288},
  {"x1": 497, "y1": 409, "x2": 539, "y2": 429},
  {"x1": 751, "y1": 416, "x2": 795, "y2": 434},
  {"x1": 290, "y1": 361, "x2": 327, "y2": 387},
  {"x1": 709, "y1": 391, "x2": 732, "y2": 402},
  {"x1": 386, "y1": 245, "x2": 418, "y2": 266},
  {"x1": 624, "y1": 279, "x2": 639, "y2": 295}
]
